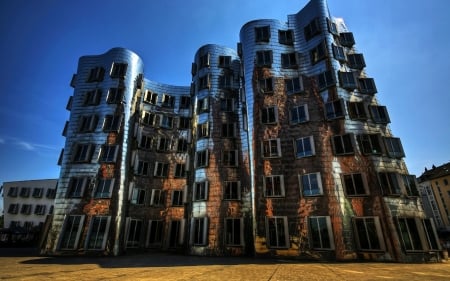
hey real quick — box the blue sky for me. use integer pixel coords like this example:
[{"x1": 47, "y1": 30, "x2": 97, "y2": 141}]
[{"x1": 1, "y1": 0, "x2": 449, "y2": 211}]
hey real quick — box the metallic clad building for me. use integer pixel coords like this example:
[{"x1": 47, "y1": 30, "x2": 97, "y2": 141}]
[{"x1": 43, "y1": 0, "x2": 442, "y2": 262}]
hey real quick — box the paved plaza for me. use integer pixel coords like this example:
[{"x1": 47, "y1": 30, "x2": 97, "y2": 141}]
[{"x1": 1, "y1": 248, "x2": 449, "y2": 280}]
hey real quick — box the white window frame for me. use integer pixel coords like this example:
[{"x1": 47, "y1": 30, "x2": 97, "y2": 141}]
[
  {"x1": 94, "y1": 178, "x2": 115, "y2": 198},
  {"x1": 342, "y1": 173, "x2": 369, "y2": 196},
  {"x1": 58, "y1": 215, "x2": 85, "y2": 250},
  {"x1": 262, "y1": 138, "x2": 281, "y2": 158},
  {"x1": 290, "y1": 104, "x2": 309, "y2": 124},
  {"x1": 332, "y1": 134, "x2": 355, "y2": 155},
  {"x1": 172, "y1": 190, "x2": 184, "y2": 206},
  {"x1": 224, "y1": 218, "x2": 244, "y2": 246},
  {"x1": 265, "y1": 216, "x2": 289, "y2": 248},
  {"x1": 125, "y1": 218, "x2": 143, "y2": 248},
  {"x1": 193, "y1": 181, "x2": 209, "y2": 201},
  {"x1": 143, "y1": 90, "x2": 158, "y2": 104},
  {"x1": 85, "y1": 216, "x2": 111, "y2": 250},
  {"x1": 79, "y1": 115, "x2": 98, "y2": 133},
  {"x1": 150, "y1": 189, "x2": 165, "y2": 207},
  {"x1": 68, "y1": 177, "x2": 88, "y2": 198},
  {"x1": 299, "y1": 172, "x2": 323, "y2": 196},
  {"x1": 294, "y1": 136, "x2": 315, "y2": 158},
  {"x1": 190, "y1": 217, "x2": 209, "y2": 246},
  {"x1": 153, "y1": 162, "x2": 169, "y2": 178},
  {"x1": 99, "y1": 145, "x2": 119, "y2": 163},
  {"x1": 263, "y1": 175, "x2": 285, "y2": 197},
  {"x1": 261, "y1": 106, "x2": 278, "y2": 124},
  {"x1": 131, "y1": 187, "x2": 146, "y2": 205},
  {"x1": 195, "y1": 149, "x2": 209, "y2": 168},
  {"x1": 309, "y1": 216, "x2": 335, "y2": 250},
  {"x1": 353, "y1": 216, "x2": 386, "y2": 251}
]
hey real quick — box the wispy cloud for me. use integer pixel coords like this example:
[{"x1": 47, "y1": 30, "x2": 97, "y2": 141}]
[{"x1": 0, "y1": 136, "x2": 59, "y2": 152}]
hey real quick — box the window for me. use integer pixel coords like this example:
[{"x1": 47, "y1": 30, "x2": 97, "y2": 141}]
[
  {"x1": 279, "y1": 29, "x2": 294, "y2": 45},
  {"x1": 107, "y1": 88, "x2": 124, "y2": 104},
  {"x1": 259, "y1": 77, "x2": 273, "y2": 94},
  {"x1": 32, "y1": 187, "x2": 43, "y2": 198},
  {"x1": 24, "y1": 221, "x2": 34, "y2": 230},
  {"x1": 353, "y1": 217, "x2": 385, "y2": 251},
  {"x1": 295, "y1": 136, "x2": 315, "y2": 158},
  {"x1": 332, "y1": 44, "x2": 346, "y2": 62},
  {"x1": 261, "y1": 106, "x2": 278, "y2": 124},
  {"x1": 154, "y1": 162, "x2": 169, "y2": 178},
  {"x1": 150, "y1": 189, "x2": 165, "y2": 206},
  {"x1": 384, "y1": 137, "x2": 405, "y2": 158},
  {"x1": 34, "y1": 205, "x2": 46, "y2": 215},
  {"x1": 20, "y1": 204, "x2": 32, "y2": 215},
  {"x1": 304, "y1": 18, "x2": 321, "y2": 41},
  {"x1": 378, "y1": 172, "x2": 401, "y2": 195},
  {"x1": 168, "y1": 220, "x2": 184, "y2": 248},
  {"x1": 140, "y1": 135, "x2": 152, "y2": 150},
  {"x1": 224, "y1": 181, "x2": 241, "y2": 200},
  {"x1": 255, "y1": 50, "x2": 272, "y2": 66},
  {"x1": 176, "y1": 138, "x2": 188, "y2": 153},
  {"x1": 94, "y1": 178, "x2": 115, "y2": 198},
  {"x1": 110, "y1": 62, "x2": 127, "y2": 78},
  {"x1": 46, "y1": 188, "x2": 56, "y2": 199},
  {"x1": 198, "y1": 75, "x2": 210, "y2": 89},
  {"x1": 358, "y1": 134, "x2": 382, "y2": 155},
  {"x1": 255, "y1": 26, "x2": 270, "y2": 42},
  {"x1": 72, "y1": 143, "x2": 95, "y2": 163},
  {"x1": 221, "y1": 123, "x2": 236, "y2": 138},
  {"x1": 300, "y1": 172, "x2": 323, "y2": 196},
  {"x1": 310, "y1": 41, "x2": 327, "y2": 64},
  {"x1": 225, "y1": 218, "x2": 244, "y2": 246},
  {"x1": 285, "y1": 76, "x2": 305, "y2": 95},
  {"x1": 402, "y1": 174, "x2": 419, "y2": 196},
  {"x1": 358, "y1": 78, "x2": 377, "y2": 94},
  {"x1": 266, "y1": 216, "x2": 289, "y2": 248},
  {"x1": 178, "y1": 117, "x2": 190, "y2": 129},
  {"x1": 199, "y1": 53, "x2": 210, "y2": 68},
  {"x1": 194, "y1": 181, "x2": 208, "y2": 201},
  {"x1": 79, "y1": 115, "x2": 98, "y2": 133},
  {"x1": 222, "y1": 150, "x2": 238, "y2": 166},
  {"x1": 180, "y1": 96, "x2": 191, "y2": 109},
  {"x1": 347, "y1": 101, "x2": 367, "y2": 120},
  {"x1": 219, "y1": 55, "x2": 231, "y2": 68},
  {"x1": 174, "y1": 163, "x2": 186, "y2": 178},
  {"x1": 197, "y1": 97, "x2": 209, "y2": 113},
  {"x1": 369, "y1": 105, "x2": 390, "y2": 124},
  {"x1": 86, "y1": 216, "x2": 111, "y2": 250},
  {"x1": 84, "y1": 89, "x2": 102, "y2": 106},
  {"x1": 339, "y1": 32, "x2": 355, "y2": 47},
  {"x1": 103, "y1": 115, "x2": 122, "y2": 132},
  {"x1": 172, "y1": 190, "x2": 184, "y2": 206},
  {"x1": 290, "y1": 104, "x2": 309, "y2": 124},
  {"x1": 142, "y1": 111, "x2": 155, "y2": 126},
  {"x1": 87, "y1": 67, "x2": 105, "y2": 82},
  {"x1": 161, "y1": 94, "x2": 175, "y2": 108},
  {"x1": 325, "y1": 99, "x2": 345, "y2": 120},
  {"x1": 396, "y1": 218, "x2": 424, "y2": 251},
  {"x1": 342, "y1": 173, "x2": 368, "y2": 196},
  {"x1": 196, "y1": 150, "x2": 209, "y2": 168},
  {"x1": 8, "y1": 203, "x2": 19, "y2": 214},
  {"x1": 262, "y1": 138, "x2": 281, "y2": 158},
  {"x1": 219, "y1": 75, "x2": 233, "y2": 89},
  {"x1": 220, "y1": 98, "x2": 234, "y2": 112},
  {"x1": 143, "y1": 90, "x2": 158, "y2": 104},
  {"x1": 191, "y1": 217, "x2": 208, "y2": 246},
  {"x1": 331, "y1": 134, "x2": 355, "y2": 155},
  {"x1": 264, "y1": 175, "x2": 285, "y2": 197},
  {"x1": 157, "y1": 137, "x2": 172, "y2": 152},
  {"x1": 147, "y1": 220, "x2": 164, "y2": 247},
  {"x1": 347, "y1": 53, "x2": 366, "y2": 69},
  {"x1": 20, "y1": 187, "x2": 30, "y2": 198},
  {"x1": 309, "y1": 216, "x2": 334, "y2": 249},
  {"x1": 126, "y1": 218, "x2": 142, "y2": 248},
  {"x1": 160, "y1": 115, "x2": 174, "y2": 129},
  {"x1": 339, "y1": 71, "x2": 357, "y2": 90},
  {"x1": 7, "y1": 187, "x2": 18, "y2": 197},
  {"x1": 99, "y1": 145, "x2": 119, "y2": 163},
  {"x1": 316, "y1": 70, "x2": 336, "y2": 90},
  {"x1": 281, "y1": 53, "x2": 298, "y2": 68},
  {"x1": 67, "y1": 177, "x2": 88, "y2": 198},
  {"x1": 197, "y1": 122, "x2": 209, "y2": 138},
  {"x1": 327, "y1": 18, "x2": 338, "y2": 35},
  {"x1": 59, "y1": 215, "x2": 85, "y2": 250},
  {"x1": 131, "y1": 187, "x2": 146, "y2": 205},
  {"x1": 136, "y1": 160, "x2": 149, "y2": 176}
]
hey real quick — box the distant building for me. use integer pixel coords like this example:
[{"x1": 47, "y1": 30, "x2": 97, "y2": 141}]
[{"x1": 43, "y1": 0, "x2": 441, "y2": 262}]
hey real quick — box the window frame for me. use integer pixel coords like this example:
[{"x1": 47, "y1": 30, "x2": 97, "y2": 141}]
[
  {"x1": 294, "y1": 136, "x2": 315, "y2": 158},
  {"x1": 195, "y1": 149, "x2": 209, "y2": 168},
  {"x1": 325, "y1": 99, "x2": 345, "y2": 120},
  {"x1": 131, "y1": 187, "x2": 146, "y2": 205},
  {"x1": 353, "y1": 216, "x2": 386, "y2": 251},
  {"x1": 224, "y1": 218, "x2": 244, "y2": 246},
  {"x1": 143, "y1": 90, "x2": 158, "y2": 105},
  {"x1": 299, "y1": 172, "x2": 323, "y2": 196},
  {"x1": 125, "y1": 218, "x2": 143, "y2": 248},
  {"x1": 281, "y1": 52, "x2": 298, "y2": 68},
  {"x1": 153, "y1": 162, "x2": 169, "y2": 178},
  {"x1": 263, "y1": 175, "x2": 285, "y2": 198},
  {"x1": 93, "y1": 178, "x2": 115, "y2": 199},
  {"x1": 342, "y1": 173, "x2": 369, "y2": 196},
  {"x1": 150, "y1": 189, "x2": 165, "y2": 207},
  {"x1": 378, "y1": 172, "x2": 401, "y2": 196},
  {"x1": 331, "y1": 133, "x2": 355, "y2": 155},
  {"x1": 262, "y1": 138, "x2": 282, "y2": 158},
  {"x1": 107, "y1": 88, "x2": 124, "y2": 104},
  {"x1": 255, "y1": 26, "x2": 270, "y2": 42},
  {"x1": 261, "y1": 106, "x2": 278, "y2": 124},
  {"x1": 290, "y1": 104, "x2": 309, "y2": 124},
  {"x1": 222, "y1": 150, "x2": 238, "y2": 167},
  {"x1": 147, "y1": 220, "x2": 164, "y2": 247},
  {"x1": 99, "y1": 145, "x2": 119, "y2": 163},
  {"x1": 223, "y1": 181, "x2": 241, "y2": 200},
  {"x1": 384, "y1": 137, "x2": 405, "y2": 158},
  {"x1": 193, "y1": 181, "x2": 209, "y2": 201},
  {"x1": 309, "y1": 216, "x2": 335, "y2": 250},
  {"x1": 255, "y1": 50, "x2": 273, "y2": 67},
  {"x1": 265, "y1": 216, "x2": 289, "y2": 248},
  {"x1": 278, "y1": 29, "x2": 294, "y2": 45},
  {"x1": 190, "y1": 217, "x2": 209, "y2": 246},
  {"x1": 58, "y1": 215, "x2": 85, "y2": 250}
]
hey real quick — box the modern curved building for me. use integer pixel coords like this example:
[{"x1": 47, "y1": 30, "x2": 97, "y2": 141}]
[{"x1": 43, "y1": 0, "x2": 442, "y2": 262}]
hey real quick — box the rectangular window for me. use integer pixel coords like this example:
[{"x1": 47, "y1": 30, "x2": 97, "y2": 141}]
[
  {"x1": 369, "y1": 105, "x2": 390, "y2": 124},
  {"x1": 266, "y1": 216, "x2": 289, "y2": 248},
  {"x1": 180, "y1": 96, "x2": 191, "y2": 109},
  {"x1": 304, "y1": 18, "x2": 321, "y2": 41},
  {"x1": 220, "y1": 98, "x2": 235, "y2": 112},
  {"x1": 103, "y1": 115, "x2": 122, "y2": 132},
  {"x1": 332, "y1": 44, "x2": 346, "y2": 62},
  {"x1": 339, "y1": 32, "x2": 355, "y2": 47},
  {"x1": 125, "y1": 218, "x2": 142, "y2": 248},
  {"x1": 199, "y1": 53, "x2": 210, "y2": 68},
  {"x1": 46, "y1": 188, "x2": 56, "y2": 199},
  {"x1": 224, "y1": 181, "x2": 241, "y2": 200},
  {"x1": 157, "y1": 137, "x2": 172, "y2": 152},
  {"x1": 300, "y1": 172, "x2": 323, "y2": 196},
  {"x1": 99, "y1": 145, "x2": 119, "y2": 163},
  {"x1": 222, "y1": 150, "x2": 238, "y2": 166},
  {"x1": 225, "y1": 218, "x2": 244, "y2": 246},
  {"x1": 353, "y1": 217, "x2": 385, "y2": 251},
  {"x1": 290, "y1": 104, "x2": 309, "y2": 124},
  {"x1": 20, "y1": 187, "x2": 30, "y2": 198},
  {"x1": 285, "y1": 76, "x2": 305, "y2": 95},
  {"x1": 295, "y1": 136, "x2": 315, "y2": 158},
  {"x1": 107, "y1": 88, "x2": 124, "y2": 104},
  {"x1": 347, "y1": 53, "x2": 366, "y2": 69},
  {"x1": 279, "y1": 29, "x2": 294, "y2": 45},
  {"x1": 339, "y1": 71, "x2": 357, "y2": 90},
  {"x1": 396, "y1": 218, "x2": 423, "y2": 251},
  {"x1": 172, "y1": 190, "x2": 184, "y2": 206},
  {"x1": 142, "y1": 111, "x2": 156, "y2": 126},
  {"x1": 131, "y1": 187, "x2": 146, "y2": 205},
  {"x1": 144, "y1": 90, "x2": 158, "y2": 104},
  {"x1": 255, "y1": 50, "x2": 272, "y2": 66},
  {"x1": 136, "y1": 160, "x2": 149, "y2": 176},
  {"x1": 402, "y1": 174, "x2": 419, "y2": 196},
  {"x1": 358, "y1": 134, "x2": 382, "y2": 155},
  {"x1": 384, "y1": 137, "x2": 405, "y2": 158},
  {"x1": 94, "y1": 178, "x2": 115, "y2": 198},
  {"x1": 262, "y1": 138, "x2": 281, "y2": 158},
  {"x1": 20, "y1": 204, "x2": 32, "y2": 215},
  {"x1": 32, "y1": 187, "x2": 43, "y2": 198},
  {"x1": 67, "y1": 177, "x2": 88, "y2": 198},
  {"x1": 87, "y1": 67, "x2": 105, "y2": 82},
  {"x1": 197, "y1": 97, "x2": 209, "y2": 113},
  {"x1": 161, "y1": 94, "x2": 175, "y2": 108},
  {"x1": 196, "y1": 150, "x2": 209, "y2": 168},
  {"x1": 160, "y1": 114, "x2": 174, "y2": 129},
  {"x1": 176, "y1": 138, "x2": 188, "y2": 153},
  {"x1": 309, "y1": 216, "x2": 334, "y2": 249},
  {"x1": 359, "y1": 78, "x2": 377, "y2": 94},
  {"x1": 219, "y1": 55, "x2": 231, "y2": 68},
  {"x1": 72, "y1": 143, "x2": 95, "y2": 163},
  {"x1": 194, "y1": 181, "x2": 208, "y2": 201},
  {"x1": 221, "y1": 123, "x2": 236, "y2": 138},
  {"x1": 110, "y1": 63, "x2": 127, "y2": 78},
  {"x1": 281, "y1": 52, "x2": 298, "y2": 68},
  {"x1": 84, "y1": 89, "x2": 102, "y2": 106},
  {"x1": 342, "y1": 173, "x2": 368, "y2": 196},
  {"x1": 422, "y1": 218, "x2": 440, "y2": 250},
  {"x1": 197, "y1": 122, "x2": 209, "y2": 138},
  {"x1": 86, "y1": 216, "x2": 111, "y2": 250},
  {"x1": 310, "y1": 41, "x2": 327, "y2": 64},
  {"x1": 264, "y1": 175, "x2": 285, "y2": 197},
  {"x1": 174, "y1": 163, "x2": 186, "y2": 178},
  {"x1": 325, "y1": 99, "x2": 345, "y2": 120},
  {"x1": 255, "y1": 26, "x2": 270, "y2": 42},
  {"x1": 191, "y1": 217, "x2": 208, "y2": 246},
  {"x1": 8, "y1": 186, "x2": 18, "y2": 197},
  {"x1": 331, "y1": 134, "x2": 355, "y2": 155},
  {"x1": 79, "y1": 115, "x2": 98, "y2": 133},
  {"x1": 347, "y1": 101, "x2": 367, "y2": 120},
  {"x1": 261, "y1": 106, "x2": 278, "y2": 124},
  {"x1": 168, "y1": 220, "x2": 184, "y2": 248},
  {"x1": 219, "y1": 75, "x2": 233, "y2": 89},
  {"x1": 147, "y1": 220, "x2": 164, "y2": 247},
  {"x1": 59, "y1": 215, "x2": 85, "y2": 250},
  {"x1": 258, "y1": 77, "x2": 273, "y2": 94},
  {"x1": 34, "y1": 205, "x2": 46, "y2": 215},
  {"x1": 178, "y1": 117, "x2": 190, "y2": 129},
  {"x1": 198, "y1": 75, "x2": 210, "y2": 89},
  {"x1": 8, "y1": 203, "x2": 19, "y2": 214},
  {"x1": 150, "y1": 189, "x2": 165, "y2": 206},
  {"x1": 153, "y1": 162, "x2": 169, "y2": 178},
  {"x1": 378, "y1": 172, "x2": 401, "y2": 195},
  {"x1": 140, "y1": 135, "x2": 152, "y2": 150},
  {"x1": 316, "y1": 70, "x2": 336, "y2": 91}
]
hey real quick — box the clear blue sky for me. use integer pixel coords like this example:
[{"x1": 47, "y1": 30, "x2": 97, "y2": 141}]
[{"x1": 1, "y1": 0, "x2": 449, "y2": 211}]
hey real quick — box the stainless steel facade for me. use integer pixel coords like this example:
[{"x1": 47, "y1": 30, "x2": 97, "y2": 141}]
[{"x1": 43, "y1": 0, "x2": 441, "y2": 262}]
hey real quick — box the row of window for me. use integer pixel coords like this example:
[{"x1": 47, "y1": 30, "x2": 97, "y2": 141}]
[
  {"x1": 74, "y1": 114, "x2": 123, "y2": 134},
  {"x1": 195, "y1": 74, "x2": 238, "y2": 91},
  {"x1": 192, "y1": 54, "x2": 232, "y2": 75},
  {"x1": 143, "y1": 91, "x2": 191, "y2": 109},
  {"x1": 7, "y1": 203, "x2": 52, "y2": 215},
  {"x1": 139, "y1": 135, "x2": 189, "y2": 153},
  {"x1": 82, "y1": 87, "x2": 124, "y2": 107},
  {"x1": 195, "y1": 122, "x2": 238, "y2": 139},
  {"x1": 72, "y1": 144, "x2": 120, "y2": 163},
  {"x1": 141, "y1": 112, "x2": 190, "y2": 129},
  {"x1": 7, "y1": 187, "x2": 56, "y2": 199},
  {"x1": 8, "y1": 221, "x2": 40, "y2": 230},
  {"x1": 130, "y1": 188, "x2": 184, "y2": 206},
  {"x1": 86, "y1": 63, "x2": 128, "y2": 83}
]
